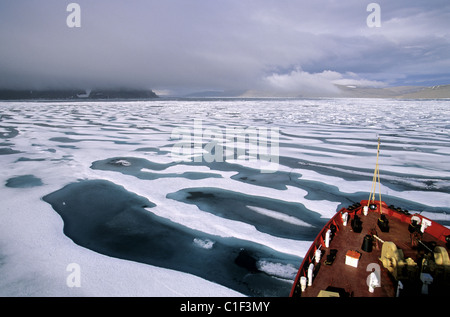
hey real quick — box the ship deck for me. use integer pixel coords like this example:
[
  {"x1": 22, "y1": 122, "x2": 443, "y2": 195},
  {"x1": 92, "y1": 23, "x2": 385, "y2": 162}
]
[{"x1": 291, "y1": 202, "x2": 450, "y2": 297}]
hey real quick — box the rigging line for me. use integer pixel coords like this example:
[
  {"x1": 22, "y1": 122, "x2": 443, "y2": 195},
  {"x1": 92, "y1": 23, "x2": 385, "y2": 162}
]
[{"x1": 368, "y1": 137, "x2": 382, "y2": 208}]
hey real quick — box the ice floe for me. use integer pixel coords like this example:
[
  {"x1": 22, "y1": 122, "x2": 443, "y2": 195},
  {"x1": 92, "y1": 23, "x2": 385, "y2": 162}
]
[{"x1": 0, "y1": 98, "x2": 449, "y2": 296}]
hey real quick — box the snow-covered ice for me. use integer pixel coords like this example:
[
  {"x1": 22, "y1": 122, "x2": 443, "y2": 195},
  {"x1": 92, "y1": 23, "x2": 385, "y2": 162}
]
[{"x1": 0, "y1": 98, "x2": 449, "y2": 296}]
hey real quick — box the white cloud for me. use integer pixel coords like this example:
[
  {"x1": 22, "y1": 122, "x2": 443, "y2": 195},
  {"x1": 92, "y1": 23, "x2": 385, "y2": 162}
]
[
  {"x1": 264, "y1": 69, "x2": 340, "y2": 97},
  {"x1": 331, "y1": 72, "x2": 387, "y2": 88},
  {"x1": 263, "y1": 68, "x2": 386, "y2": 97},
  {"x1": 0, "y1": 0, "x2": 448, "y2": 92}
]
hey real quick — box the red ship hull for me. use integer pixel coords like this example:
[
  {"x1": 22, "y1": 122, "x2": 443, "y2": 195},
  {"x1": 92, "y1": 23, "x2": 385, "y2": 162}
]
[{"x1": 290, "y1": 200, "x2": 450, "y2": 297}]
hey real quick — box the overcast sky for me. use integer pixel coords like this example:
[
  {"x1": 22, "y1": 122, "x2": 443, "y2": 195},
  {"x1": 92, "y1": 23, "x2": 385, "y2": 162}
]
[{"x1": 0, "y1": 0, "x2": 449, "y2": 95}]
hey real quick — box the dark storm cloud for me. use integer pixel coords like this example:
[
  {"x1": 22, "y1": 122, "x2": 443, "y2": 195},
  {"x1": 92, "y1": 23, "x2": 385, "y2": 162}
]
[{"x1": 0, "y1": 0, "x2": 449, "y2": 95}]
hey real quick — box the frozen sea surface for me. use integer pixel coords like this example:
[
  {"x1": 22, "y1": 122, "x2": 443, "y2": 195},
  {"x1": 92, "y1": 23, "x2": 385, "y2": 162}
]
[{"x1": 0, "y1": 98, "x2": 449, "y2": 297}]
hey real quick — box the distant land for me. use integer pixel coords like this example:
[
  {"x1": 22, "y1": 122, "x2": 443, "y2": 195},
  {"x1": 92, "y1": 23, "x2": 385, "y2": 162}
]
[
  {"x1": 0, "y1": 88, "x2": 158, "y2": 100},
  {"x1": 335, "y1": 84, "x2": 450, "y2": 99},
  {"x1": 1, "y1": 85, "x2": 450, "y2": 100},
  {"x1": 186, "y1": 84, "x2": 450, "y2": 99}
]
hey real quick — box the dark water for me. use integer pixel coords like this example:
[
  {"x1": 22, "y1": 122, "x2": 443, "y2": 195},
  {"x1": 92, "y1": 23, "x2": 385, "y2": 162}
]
[
  {"x1": 6, "y1": 175, "x2": 43, "y2": 188},
  {"x1": 43, "y1": 179, "x2": 301, "y2": 296},
  {"x1": 167, "y1": 187, "x2": 324, "y2": 240}
]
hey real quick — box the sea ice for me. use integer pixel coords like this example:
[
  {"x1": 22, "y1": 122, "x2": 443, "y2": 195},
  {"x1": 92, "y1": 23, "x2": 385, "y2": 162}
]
[{"x1": 0, "y1": 98, "x2": 448, "y2": 297}]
